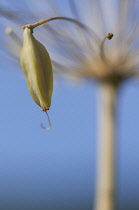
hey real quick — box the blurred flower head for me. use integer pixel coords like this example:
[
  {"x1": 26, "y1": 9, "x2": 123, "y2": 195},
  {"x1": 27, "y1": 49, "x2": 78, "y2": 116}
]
[{"x1": 1, "y1": 0, "x2": 139, "y2": 85}]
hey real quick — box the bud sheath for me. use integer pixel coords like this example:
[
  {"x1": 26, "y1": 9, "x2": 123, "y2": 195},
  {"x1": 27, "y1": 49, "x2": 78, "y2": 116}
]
[{"x1": 20, "y1": 28, "x2": 53, "y2": 111}]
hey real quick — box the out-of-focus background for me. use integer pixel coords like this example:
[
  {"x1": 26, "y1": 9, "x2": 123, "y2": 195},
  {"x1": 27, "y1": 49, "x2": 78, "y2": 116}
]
[{"x1": 0, "y1": 0, "x2": 139, "y2": 209}]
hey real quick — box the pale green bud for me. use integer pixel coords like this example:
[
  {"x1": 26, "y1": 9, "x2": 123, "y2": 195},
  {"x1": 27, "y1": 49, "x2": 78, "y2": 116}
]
[{"x1": 20, "y1": 28, "x2": 53, "y2": 111}]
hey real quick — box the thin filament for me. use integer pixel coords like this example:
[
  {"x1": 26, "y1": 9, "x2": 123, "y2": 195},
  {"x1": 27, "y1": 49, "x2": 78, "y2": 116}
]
[
  {"x1": 41, "y1": 111, "x2": 52, "y2": 130},
  {"x1": 22, "y1": 16, "x2": 99, "y2": 43},
  {"x1": 23, "y1": 17, "x2": 87, "y2": 30},
  {"x1": 99, "y1": 32, "x2": 114, "y2": 62}
]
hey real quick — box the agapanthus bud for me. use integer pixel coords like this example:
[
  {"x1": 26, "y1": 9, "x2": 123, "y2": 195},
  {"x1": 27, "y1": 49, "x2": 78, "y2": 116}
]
[{"x1": 20, "y1": 27, "x2": 53, "y2": 111}]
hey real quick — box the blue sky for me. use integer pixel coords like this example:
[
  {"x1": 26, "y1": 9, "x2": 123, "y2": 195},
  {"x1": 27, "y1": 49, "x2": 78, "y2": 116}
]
[
  {"x1": 0, "y1": 1, "x2": 139, "y2": 210},
  {"x1": 1, "y1": 58, "x2": 139, "y2": 209}
]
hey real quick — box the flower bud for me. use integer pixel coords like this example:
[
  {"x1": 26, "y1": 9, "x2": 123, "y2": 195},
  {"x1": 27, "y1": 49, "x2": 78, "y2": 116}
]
[{"x1": 20, "y1": 28, "x2": 53, "y2": 111}]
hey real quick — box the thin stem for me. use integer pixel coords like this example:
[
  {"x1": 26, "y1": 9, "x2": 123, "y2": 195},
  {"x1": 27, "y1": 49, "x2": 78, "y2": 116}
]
[
  {"x1": 99, "y1": 33, "x2": 114, "y2": 61},
  {"x1": 23, "y1": 16, "x2": 86, "y2": 30},
  {"x1": 22, "y1": 16, "x2": 100, "y2": 43},
  {"x1": 94, "y1": 82, "x2": 118, "y2": 210},
  {"x1": 68, "y1": 0, "x2": 98, "y2": 54}
]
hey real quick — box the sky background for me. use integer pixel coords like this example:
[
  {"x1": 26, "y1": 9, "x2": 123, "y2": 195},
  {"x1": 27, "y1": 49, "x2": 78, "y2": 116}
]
[{"x1": 0, "y1": 0, "x2": 139, "y2": 210}]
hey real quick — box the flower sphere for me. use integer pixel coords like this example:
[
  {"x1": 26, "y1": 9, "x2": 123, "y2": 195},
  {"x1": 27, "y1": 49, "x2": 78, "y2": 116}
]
[{"x1": 1, "y1": 0, "x2": 139, "y2": 87}]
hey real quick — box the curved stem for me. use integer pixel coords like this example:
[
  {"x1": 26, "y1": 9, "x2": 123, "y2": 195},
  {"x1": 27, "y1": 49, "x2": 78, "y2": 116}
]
[
  {"x1": 94, "y1": 82, "x2": 118, "y2": 210},
  {"x1": 22, "y1": 16, "x2": 88, "y2": 31},
  {"x1": 99, "y1": 33, "x2": 114, "y2": 61},
  {"x1": 22, "y1": 16, "x2": 100, "y2": 43}
]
